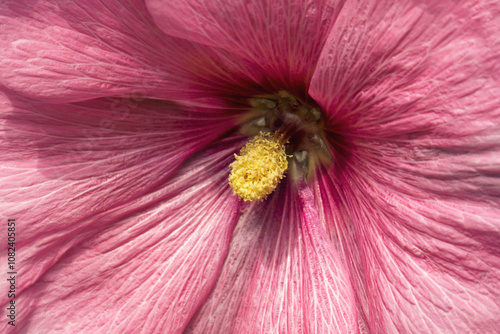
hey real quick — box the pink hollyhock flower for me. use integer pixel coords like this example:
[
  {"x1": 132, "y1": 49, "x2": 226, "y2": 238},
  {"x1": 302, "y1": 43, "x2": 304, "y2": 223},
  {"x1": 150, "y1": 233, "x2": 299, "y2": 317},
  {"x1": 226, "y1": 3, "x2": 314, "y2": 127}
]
[{"x1": 1, "y1": 0, "x2": 499, "y2": 332}]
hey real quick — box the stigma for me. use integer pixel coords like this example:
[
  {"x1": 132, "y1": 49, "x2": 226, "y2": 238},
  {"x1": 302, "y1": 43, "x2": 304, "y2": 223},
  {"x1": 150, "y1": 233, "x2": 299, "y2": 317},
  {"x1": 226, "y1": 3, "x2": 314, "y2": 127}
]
[{"x1": 229, "y1": 132, "x2": 289, "y2": 202}]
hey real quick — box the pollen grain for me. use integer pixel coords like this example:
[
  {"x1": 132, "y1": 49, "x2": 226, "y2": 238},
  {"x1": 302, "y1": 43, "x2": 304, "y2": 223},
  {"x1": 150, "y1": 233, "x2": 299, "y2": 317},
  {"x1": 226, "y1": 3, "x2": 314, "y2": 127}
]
[{"x1": 229, "y1": 132, "x2": 289, "y2": 202}]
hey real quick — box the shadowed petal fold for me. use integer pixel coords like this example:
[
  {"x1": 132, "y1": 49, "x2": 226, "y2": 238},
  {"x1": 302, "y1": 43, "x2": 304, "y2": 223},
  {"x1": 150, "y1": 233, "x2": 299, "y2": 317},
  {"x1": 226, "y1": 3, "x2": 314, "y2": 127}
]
[
  {"x1": 186, "y1": 181, "x2": 358, "y2": 334},
  {"x1": 146, "y1": 0, "x2": 346, "y2": 94},
  {"x1": 0, "y1": 0, "x2": 266, "y2": 102}
]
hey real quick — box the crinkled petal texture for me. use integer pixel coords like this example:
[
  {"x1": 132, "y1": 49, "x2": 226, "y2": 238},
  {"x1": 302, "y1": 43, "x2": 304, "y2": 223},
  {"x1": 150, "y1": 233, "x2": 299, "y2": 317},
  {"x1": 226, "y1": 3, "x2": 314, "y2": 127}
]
[
  {"x1": 0, "y1": 91, "x2": 242, "y2": 332},
  {"x1": 310, "y1": 0, "x2": 500, "y2": 333},
  {"x1": 2, "y1": 141, "x2": 241, "y2": 333},
  {"x1": 146, "y1": 0, "x2": 346, "y2": 94},
  {"x1": 186, "y1": 181, "x2": 358, "y2": 334},
  {"x1": 0, "y1": 0, "x2": 268, "y2": 103},
  {"x1": 1, "y1": 0, "x2": 500, "y2": 333}
]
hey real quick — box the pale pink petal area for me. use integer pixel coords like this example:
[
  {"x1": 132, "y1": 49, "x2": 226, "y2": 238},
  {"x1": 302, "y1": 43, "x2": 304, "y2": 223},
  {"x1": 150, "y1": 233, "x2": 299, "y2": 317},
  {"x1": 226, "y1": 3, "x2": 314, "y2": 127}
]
[
  {"x1": 0, "y1": 91, "x2": 238, "y2": 315},
  {"x1": 0, "y1": 138, "x2": 242, "y2": 333},
  {"x1": 185, "y1": 181, "x2": 358, "y2": 334},
  {"x1": 0, "y1": 0, "x2": 266, "y2": 103},
  {"x1": 310, "y1": 0, "x2": 500, "y2": 123},
  {"x1": 315, "y1": 164, "x2": 500, "y2": 333},
  {"x1": 146, "y1": 0, "x2": 346, "y2": 93},
  {"x1": 309, "y1": 1, "x2": 500, "y2": 331}
]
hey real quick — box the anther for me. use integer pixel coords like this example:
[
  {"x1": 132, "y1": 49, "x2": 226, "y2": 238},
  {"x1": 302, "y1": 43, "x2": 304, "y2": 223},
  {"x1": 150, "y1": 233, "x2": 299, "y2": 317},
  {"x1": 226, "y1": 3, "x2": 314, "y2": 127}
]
[{"x1": 228, "y1": 132, "x2": 290, "y2": 202}]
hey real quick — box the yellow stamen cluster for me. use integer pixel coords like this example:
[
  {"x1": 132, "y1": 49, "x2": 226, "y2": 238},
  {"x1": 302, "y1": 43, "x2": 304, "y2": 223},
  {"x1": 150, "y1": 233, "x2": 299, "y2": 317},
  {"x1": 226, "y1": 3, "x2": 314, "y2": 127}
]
[{"x1": 229, "y1": 132, "x2": 289, "y2": 202}]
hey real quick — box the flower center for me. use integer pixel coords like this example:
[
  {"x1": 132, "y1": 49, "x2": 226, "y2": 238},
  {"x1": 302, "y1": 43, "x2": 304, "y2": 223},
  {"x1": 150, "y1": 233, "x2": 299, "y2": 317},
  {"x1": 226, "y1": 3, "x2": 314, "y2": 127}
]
[
  {"x1": 228, "y1": 132, "x2": 289, "y2": 202},
  {"x1": 229, "y1": 91, "x2": 331, "y2": 201}
]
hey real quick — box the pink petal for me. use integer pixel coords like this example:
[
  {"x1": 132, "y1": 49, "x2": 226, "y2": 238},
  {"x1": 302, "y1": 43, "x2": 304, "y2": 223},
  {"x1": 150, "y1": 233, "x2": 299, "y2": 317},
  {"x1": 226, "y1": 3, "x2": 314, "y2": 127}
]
[
  {"x1": 186, "y1": 181, "x2": 358, "y2": 333},
  {"x1": 309, "y1": 1, "x2": 500, "y2": 331},
  {"x1": 316, "y1": 164, "x2": 500, "y2": 333},
  {"x1": 0, "y1": 90, "x2": 237, "y2": 315},
  {"x1": 146, "y1": 0, "x2": 346, "y2": 93},
  {"x1": 309, "y1": 0, "x2": 500, "y2": 124},
  {"x1": 0, "y1": 137, "x2": 241, "y2": 333},
  {"x1": 0, "y1": 0, "x2": 264, "y2": 102}
]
